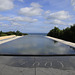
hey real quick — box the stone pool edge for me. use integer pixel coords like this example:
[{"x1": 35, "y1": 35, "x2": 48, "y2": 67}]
[
  {"x1": 45, "y1": 36, "x2": 75, "y2": 48},
  {"x1": 0, "y1": 36, "x2": 23, "y2": 45}
]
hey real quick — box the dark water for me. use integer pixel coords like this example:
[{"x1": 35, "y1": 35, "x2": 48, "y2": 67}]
[{"x1": 0, "y1": 35, "x2": 75, "y2": 55}]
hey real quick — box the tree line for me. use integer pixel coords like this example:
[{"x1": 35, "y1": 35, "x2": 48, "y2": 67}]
[
  {"x1": 0, "y1": 30, "x2": 28, "y2": 36},
  {"x1": 47, "y1": 24, "x2": 75, "y2": 43}
]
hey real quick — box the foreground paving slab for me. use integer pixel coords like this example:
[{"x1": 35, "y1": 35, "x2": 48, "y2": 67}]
[
  {"x1": 0, "y1": 65, "x2": 34, "y2": 75},
  {"x1": 36, "y1": 68, "x2": 75, "y2": 75},
  {"x1": 0, "y1": 56, "x2": 75, "y2": 75},
  {"x1": 0, "y1": 64, "x2": 75, "y2": 75}
]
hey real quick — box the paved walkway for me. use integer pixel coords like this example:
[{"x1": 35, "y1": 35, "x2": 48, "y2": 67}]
[
  {"x1": 0, "y1": 36, "x2": 22, "y2": 44},
  {"x1": 0, "y1": 56, "x2": 75, "y2": 75},
  {"x1": 0, "y1": 35, "x2": 16, "y2": 40},
  {"x1": 46, "y1": 36, "x2": 75, "y2": 48}
]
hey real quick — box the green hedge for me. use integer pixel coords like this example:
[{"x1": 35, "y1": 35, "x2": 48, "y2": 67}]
[{"x1": 47, "y1": 24, "x2": 75, "y2": 43}]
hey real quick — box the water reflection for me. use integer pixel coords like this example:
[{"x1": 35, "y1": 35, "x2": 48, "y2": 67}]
[
  {"x1": 53, "y1": 40, "x2": 58, "y2": 44},
  {"x1": 0, "y1": 35, "x2": 75, "y2": 55},
  {"x1": 70, "y1": 46, "x2": 75, "y2": 50}
]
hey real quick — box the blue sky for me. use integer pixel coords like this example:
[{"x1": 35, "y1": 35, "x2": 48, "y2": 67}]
[{"x1": 0, "y1": 0, "x2": 75, "y2": 33}]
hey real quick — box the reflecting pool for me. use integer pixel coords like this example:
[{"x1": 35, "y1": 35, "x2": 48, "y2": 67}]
[{"x1": 0, "y1": 35, "x2": 75, "y2": 55}]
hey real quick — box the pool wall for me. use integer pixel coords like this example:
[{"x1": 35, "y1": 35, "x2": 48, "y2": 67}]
[
  {"x1": 46, "y1": 36, "x2": 75, "y2": 48},
  {"x1": 0, "y1": 36, "x2": 23, "y2": 45}
]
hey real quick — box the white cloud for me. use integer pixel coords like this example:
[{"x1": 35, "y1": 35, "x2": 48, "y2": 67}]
[
  {"x1": 45, "y1": 20, "x2": 72, "y2": 25},
  {"x1": 0, "y1": 22, "x2": 9, "y2": 26},
  {"x1": 45, "y1": 20, "x2": 66, "y2": 25},
  {"x1": 19, "y1": 17, "x2": 37, "y2": 22},
  {"x1": 11, "y1": 16, "x2": 38, "y2": 22},
  {"x1": 44, "y1": 10, "x2": 72, "y2": 25},
  {"x1": 31, "y1": 2, "x2": 42, "y2": 8},
  {"x1": 71, "y1": 0, "x2": 75, "y2": 10},
  {"x1": 0, "y1": 15, "x2": 11, "y2": 20},
  {"x1": 10, "y1": 22, "x2": 21, "y2": 26},
  {"x1": 71, "y1": 0, "x2": 75, "y2": 6},
  {"x1": 19, "y1": 2, "x2": 43, "y2": 16},
  {"x1": 18, "y1": 0, "x2": 24, "y2": 2},
  {"x1": 45, "y1": 10, "x2": 51, "y2": 14},
  {"x1": 0, "y1": 0, "x2": 14, "y2": 11},
  {"x1": 0, "y1": 15, "x2": 38, "y2": 23},
  {"x1": 46, "y1": 11, "x2": 72, "y2": 20},
  {"x1": 52, "y1": 20, "x2": 66, "y2": 25}
]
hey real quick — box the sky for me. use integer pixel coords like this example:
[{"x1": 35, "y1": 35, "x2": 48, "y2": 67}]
[{"x1": 0, "y1": 0, "x2": 75, "y2": 33}]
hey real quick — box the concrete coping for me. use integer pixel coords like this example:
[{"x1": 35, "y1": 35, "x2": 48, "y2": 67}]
[
  {"x1": 0, "y1": 35, "x2": 16, "y2": 40},
  {"x1": 0, "y1": 36, "x2": 23, "y2": 45},
  {"x1": 45, "y1": 36, "x2": 75, "y2": 48}
]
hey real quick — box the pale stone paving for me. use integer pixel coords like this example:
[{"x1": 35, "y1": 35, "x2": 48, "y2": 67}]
[{"x1": 0, "y1": 56, "x2": 75, "y2": 75}]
